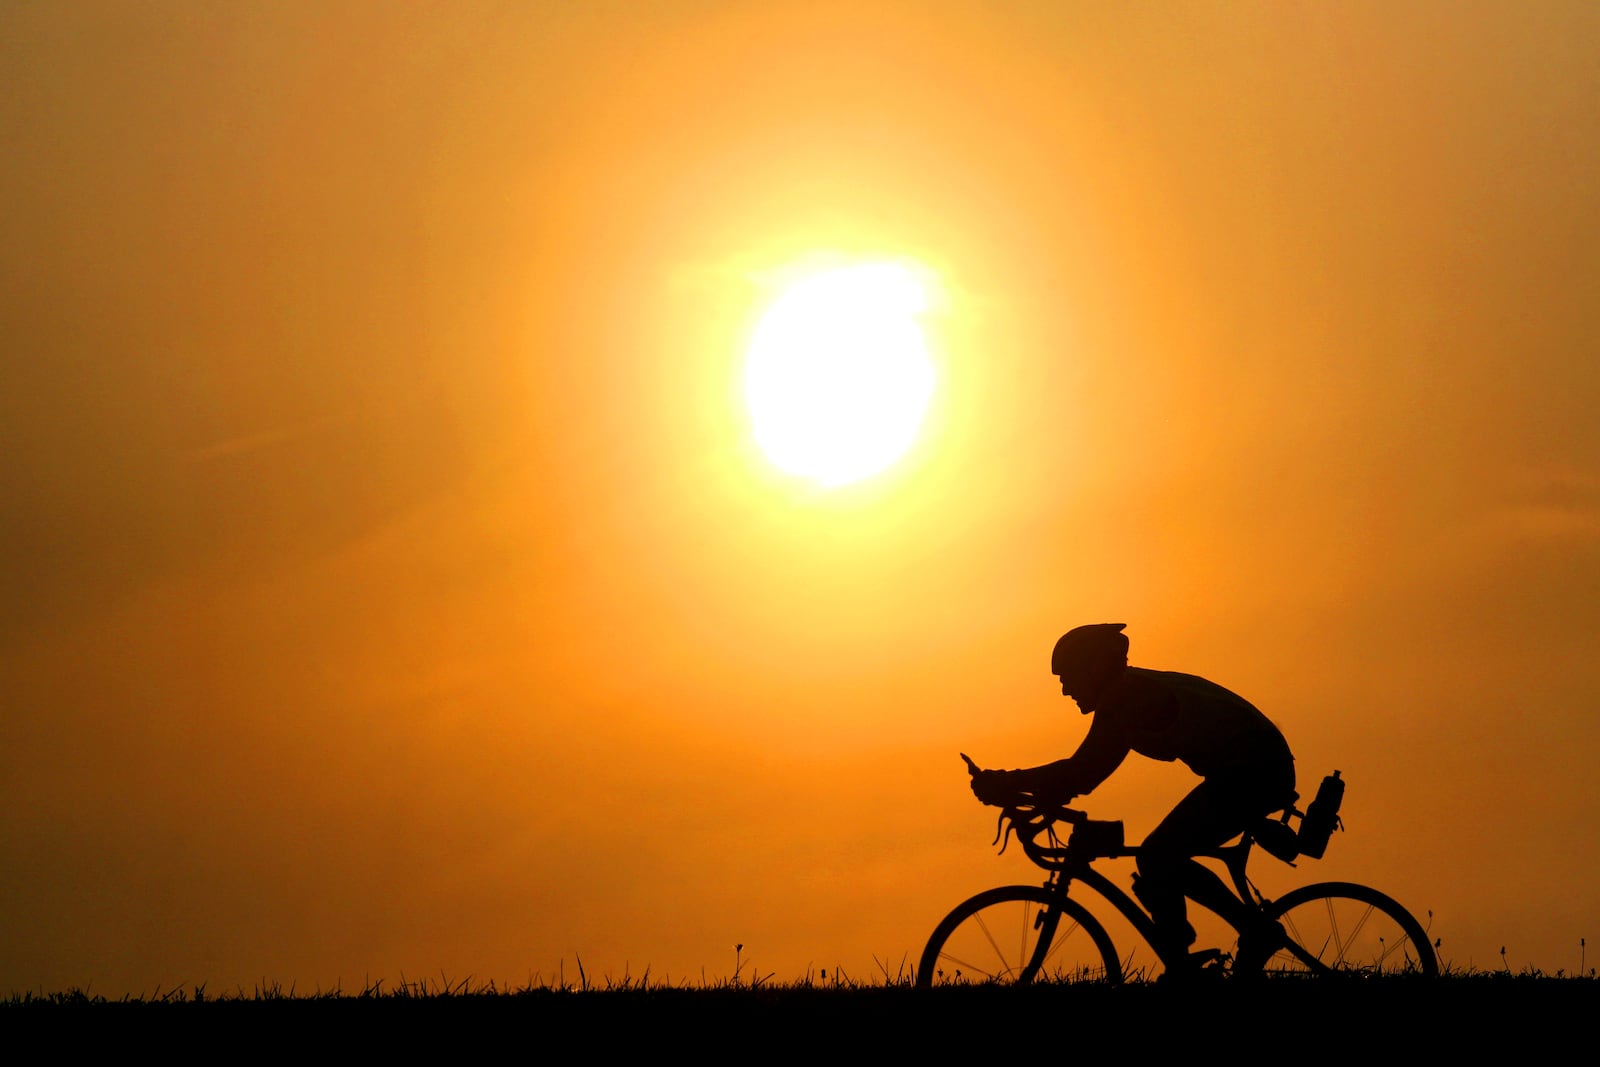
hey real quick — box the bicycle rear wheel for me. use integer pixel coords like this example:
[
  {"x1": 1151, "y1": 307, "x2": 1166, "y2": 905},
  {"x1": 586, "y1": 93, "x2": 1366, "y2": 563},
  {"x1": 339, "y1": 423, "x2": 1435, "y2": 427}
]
[
  {"x1": 1257, "y1": 881, "x2": 1438, "y2": 977},
  {"x1": 916, "y1": 885, "x2": 1122, "y2": 988}
]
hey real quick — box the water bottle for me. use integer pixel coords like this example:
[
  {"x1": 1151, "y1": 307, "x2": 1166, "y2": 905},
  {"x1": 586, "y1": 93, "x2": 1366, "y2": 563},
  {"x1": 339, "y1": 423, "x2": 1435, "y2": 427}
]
[{"x1": 1297, "y1": 770, "x2": 1345, "y2": 859}]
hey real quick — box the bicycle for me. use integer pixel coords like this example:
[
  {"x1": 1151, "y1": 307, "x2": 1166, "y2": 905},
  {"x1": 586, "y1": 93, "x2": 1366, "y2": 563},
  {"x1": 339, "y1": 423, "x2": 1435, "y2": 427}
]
[{"x1": 916, "y1": 782, "x2": 1438, "y2": 986}]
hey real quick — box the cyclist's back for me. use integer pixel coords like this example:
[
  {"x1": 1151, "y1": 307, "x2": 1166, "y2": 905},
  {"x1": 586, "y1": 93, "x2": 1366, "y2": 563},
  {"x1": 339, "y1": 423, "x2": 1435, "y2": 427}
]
[{"x1": 1019, "y1": 666, "x2": 1293, "y2": 798}]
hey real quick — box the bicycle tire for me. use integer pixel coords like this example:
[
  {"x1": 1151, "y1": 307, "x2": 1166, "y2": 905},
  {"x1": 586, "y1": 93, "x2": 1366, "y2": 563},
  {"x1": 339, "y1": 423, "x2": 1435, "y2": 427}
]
[
  {"x1": 1252, "y1": 881, "x2": 1438, "y2": 977},
  {"x1": 916, "y1": 885, "x2": 1123, "y2": 988}
]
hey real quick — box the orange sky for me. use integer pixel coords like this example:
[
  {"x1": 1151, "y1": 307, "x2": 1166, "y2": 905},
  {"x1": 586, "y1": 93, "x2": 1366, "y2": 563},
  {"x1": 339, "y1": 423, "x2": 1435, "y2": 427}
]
[{"x1": 3, "y1": 2, "x2": 1598, "y2": 993}]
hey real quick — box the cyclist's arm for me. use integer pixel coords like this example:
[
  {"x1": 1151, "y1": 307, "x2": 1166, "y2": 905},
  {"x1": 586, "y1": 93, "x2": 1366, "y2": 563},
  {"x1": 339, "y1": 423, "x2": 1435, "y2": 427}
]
[
  {"x1": 980, "y1": 716, "x2": 1131, "y2": 802},
  {"x1": 1021, "y1": 716, "x2": 1130, "y2": 797}
]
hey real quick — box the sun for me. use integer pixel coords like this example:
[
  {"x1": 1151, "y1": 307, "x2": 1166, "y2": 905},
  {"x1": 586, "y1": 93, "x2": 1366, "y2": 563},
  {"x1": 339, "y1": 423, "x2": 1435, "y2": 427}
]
[{"x1": 744, "y1": 262, "x2": 937, "y2": 487}]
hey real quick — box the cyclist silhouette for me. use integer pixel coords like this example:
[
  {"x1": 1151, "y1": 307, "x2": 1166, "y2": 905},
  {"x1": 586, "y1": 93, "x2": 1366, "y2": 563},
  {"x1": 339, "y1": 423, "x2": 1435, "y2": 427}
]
[{"x1": 968, "y1": 623, "x2": 1295, "y2": 972}]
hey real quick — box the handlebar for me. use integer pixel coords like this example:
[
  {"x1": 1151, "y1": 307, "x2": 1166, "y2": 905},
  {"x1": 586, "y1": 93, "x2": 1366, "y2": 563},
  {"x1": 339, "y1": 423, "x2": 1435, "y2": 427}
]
[
  {"x1": 962, "y1": 755, "x2": 1126, "y2": 864},
  {"x1": 994, "y1": 800, "x2": 1088, "y2": 830},
  {"x1": 984, "y1": 800, "x2": 1125, "y2": 867}
]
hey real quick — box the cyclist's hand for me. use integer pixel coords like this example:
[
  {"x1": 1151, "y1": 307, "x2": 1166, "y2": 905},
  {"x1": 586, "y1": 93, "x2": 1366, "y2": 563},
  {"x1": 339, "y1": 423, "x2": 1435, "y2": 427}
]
[{"x1": 970, "y1": 768, "x2": 1020, "y2": 806}]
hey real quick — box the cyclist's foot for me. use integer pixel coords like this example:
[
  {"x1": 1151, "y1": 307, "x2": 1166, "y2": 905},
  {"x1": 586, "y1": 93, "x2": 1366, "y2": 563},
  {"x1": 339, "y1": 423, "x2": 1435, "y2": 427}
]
[{"x1": 1233, "y1": 919, "x2": 1288, "y2": 977}]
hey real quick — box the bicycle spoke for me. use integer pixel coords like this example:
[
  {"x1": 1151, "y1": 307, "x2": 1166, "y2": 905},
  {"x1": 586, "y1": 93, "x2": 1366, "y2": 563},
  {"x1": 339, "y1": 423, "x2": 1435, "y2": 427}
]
[
  {"x1": 1276, "y1": 911, "x2": 1330, "y2": 971},
  {"x1": 1038, "y1": 917, "x2": 1112, "y2": 980},
  {"x1": 1038, "y1": 917, "x2": 1081, "y2": 971},
  {"x1": 1375, "y1": 931, "x2": 1414, "y2": 970},
  {"x1": 973, "y1": 909, "x2": 1008, "y2": 975},
  {"x1": 1337, "y1": 899, "x2": 1378, "y2": 962},
  {"x1": 1324, "y1": 895, "x2": 1347, "y2": 964},
  {"x1": 934, "y1": 947, "x2": 998, "y2": 980},
  {"x1": 935, "y1": 906, "x2": 1016, "y2": 980},
  {"x1": 1017, "y1": 901, "x2": 1032, "y2": 974}
]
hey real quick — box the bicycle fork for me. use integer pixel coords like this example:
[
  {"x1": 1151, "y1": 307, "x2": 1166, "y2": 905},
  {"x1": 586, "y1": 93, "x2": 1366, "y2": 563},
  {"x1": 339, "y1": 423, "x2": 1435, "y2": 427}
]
[{"x1": 1021, "y1": 908, "x2": 1066, "y2": 983}]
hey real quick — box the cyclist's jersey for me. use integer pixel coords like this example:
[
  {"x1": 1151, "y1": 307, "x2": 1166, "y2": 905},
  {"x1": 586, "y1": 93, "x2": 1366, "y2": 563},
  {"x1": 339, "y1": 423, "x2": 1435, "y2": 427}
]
[{"x1": 1025, "y1": 667, "x2": 1293, "y2": 799}]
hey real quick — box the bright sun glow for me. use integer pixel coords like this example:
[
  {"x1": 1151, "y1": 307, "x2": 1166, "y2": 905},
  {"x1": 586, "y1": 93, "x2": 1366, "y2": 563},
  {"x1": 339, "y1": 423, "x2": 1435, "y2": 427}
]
[{"x1": 744, "y1": 262, "x2": 936, "y2": 487}]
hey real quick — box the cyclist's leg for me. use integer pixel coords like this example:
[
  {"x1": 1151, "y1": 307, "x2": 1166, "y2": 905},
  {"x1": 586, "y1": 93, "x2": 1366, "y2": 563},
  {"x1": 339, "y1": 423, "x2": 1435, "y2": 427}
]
[
  {"x1": 1137, "y1": 784, "x2": 1234, "y2": 952},
  {"x1": 1139, "y1": 765, "x2": 1294, "y2": 944}
]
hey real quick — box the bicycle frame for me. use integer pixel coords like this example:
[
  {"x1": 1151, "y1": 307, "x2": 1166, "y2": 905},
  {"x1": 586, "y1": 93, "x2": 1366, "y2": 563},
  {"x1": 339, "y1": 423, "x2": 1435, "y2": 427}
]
[{"x1": 1013, "y1": 807, "x2": 1270, "y2": 970}]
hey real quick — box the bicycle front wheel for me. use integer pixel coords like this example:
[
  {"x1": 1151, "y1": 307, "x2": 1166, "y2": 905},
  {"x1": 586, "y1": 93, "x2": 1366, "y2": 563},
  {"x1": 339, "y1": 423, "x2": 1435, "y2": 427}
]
[
  {"x1": 916, "y1": 885, "x2": 1122, "y2": 988},
  {"x1": 1258, "y1": 881, "x2": 1438, "y2": 977}
]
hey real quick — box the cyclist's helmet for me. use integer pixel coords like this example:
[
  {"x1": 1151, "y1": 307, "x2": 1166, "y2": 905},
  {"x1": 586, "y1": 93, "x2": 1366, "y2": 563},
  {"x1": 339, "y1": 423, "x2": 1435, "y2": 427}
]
[{"x1": 1051, "y1": 623, "x2": 1129, "y2": 694}]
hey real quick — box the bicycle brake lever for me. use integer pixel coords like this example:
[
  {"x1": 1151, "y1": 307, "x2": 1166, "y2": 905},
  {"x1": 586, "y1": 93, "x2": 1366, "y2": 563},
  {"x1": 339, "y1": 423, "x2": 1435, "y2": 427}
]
[{"x1": 992, "y1": 809, "x2": 1018, "y2": 855}]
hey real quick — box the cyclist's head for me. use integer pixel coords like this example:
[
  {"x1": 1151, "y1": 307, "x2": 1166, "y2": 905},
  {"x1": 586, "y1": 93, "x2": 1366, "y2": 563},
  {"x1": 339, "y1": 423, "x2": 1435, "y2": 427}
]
[{"x1": 1051, "y1": 623, "x2": 1129, "y2": 712}]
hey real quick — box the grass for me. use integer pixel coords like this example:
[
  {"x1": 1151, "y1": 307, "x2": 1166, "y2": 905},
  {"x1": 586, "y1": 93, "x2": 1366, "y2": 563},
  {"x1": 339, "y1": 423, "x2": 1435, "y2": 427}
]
[
  {"x1": 7, "y1": 960, "x2": 1595, "y2": 1057},
  {"x1": 7, "y1": 950, "x2": 1593, "y2": 1007},
  {"x1": 0, "y1": 956, "x2": 920, "y2": 1007}
]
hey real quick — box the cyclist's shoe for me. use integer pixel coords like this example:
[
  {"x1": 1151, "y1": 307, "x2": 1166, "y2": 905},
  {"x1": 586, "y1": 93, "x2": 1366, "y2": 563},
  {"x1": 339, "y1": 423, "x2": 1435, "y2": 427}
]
[{"x1": 1233, "y1": 919, "x2": 1288, "y2": 977}]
